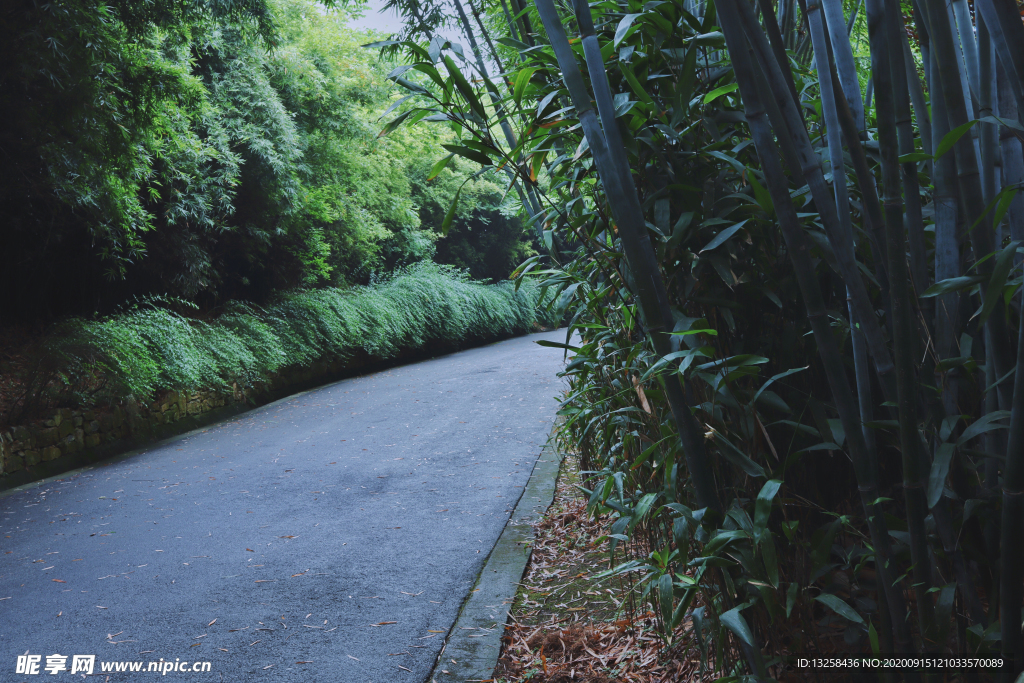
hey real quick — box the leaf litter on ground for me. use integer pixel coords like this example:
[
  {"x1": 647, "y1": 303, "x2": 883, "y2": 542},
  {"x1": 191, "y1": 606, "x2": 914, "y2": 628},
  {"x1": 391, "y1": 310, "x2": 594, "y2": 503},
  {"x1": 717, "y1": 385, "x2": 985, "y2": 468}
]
[{"x1": 493, "y1": 456, "x2": 703, "y2": 683}]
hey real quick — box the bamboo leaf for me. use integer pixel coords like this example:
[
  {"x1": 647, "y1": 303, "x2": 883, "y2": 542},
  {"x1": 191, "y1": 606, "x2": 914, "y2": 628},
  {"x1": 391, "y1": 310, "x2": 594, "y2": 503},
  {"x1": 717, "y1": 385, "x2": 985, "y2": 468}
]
[
  {"x1": 927, "y1": 443, "x2": 955, "y2": 509},
  {"x1": 513, "y1": 67, "x2": 538, "y2": 105},
  {"x1": 699, "y1": 222, "x2": 747, "y2": 253},
  {"x1": 377, "y1": 110, "x2": 414, "y2": 137},
  {"x1": 379, "y1": 94, "x2": 418, "y2": 120},
  {"x1": 934, "y1": 119, "x2": 979, "y2": 159},
  {"x1": 814, "y1": 593, "x2": 864, "y2": 624},
  {"x1": 978, "y1": 240, "x2": 1020, "y2": 324},
  {"x1": 658, "y1": 573, "x2": 674, "y2": 628},
  {"x1": 703, "y1": 82, "x2": 739, "y2": 104},
  {"x1": 754, "y1": 480, "x2": 783, "y2": 531},
  {"x1": 443, "y1": 56, "x2": 486, "y2": 119},
  {"x1": 753, "y1": 368, "x2": 806, "y2": 411},
  {"x1": 534, "y1": 339, "x2": 581, "y2": 351},
  {"x1": 441, "y1": 144, "x2": 492, "y2": 166},
  {"x1": 748, "y1": 175, "x2": 773, "y2": 215},
  {"x1": 692, "y1": 31, "x2": 726, "y2": 46},
  {"x1": 713, "y1": 432, "x2": 767, "y2": 478},
  {"x1": 441, "y1": 185, "x2": 463, "y2": 236},
  {"x1": 668, "y1": 328, "x2": 718, "y2": 336},
  {"x1": 386, "y1": 64, "x2": 417, "y2": 80},
  {"x1": 530, "y1": 150, "x2": 548, "y2": 182},
  {"x1": 957, "y1": 410, "x2": 1011, "y2": 447},
  {"x1": 897, "y1": 151, "x2": 932, "y2": 163},
  {"x1": 614, "y1": 13, "x2": 643, "y2": 47},
  {"x1": 618, "y1": 63, "x2": 655, "y2": 106},
  {"x1": 920, "y1": 275, "x2": 985, "y2": 297},
  {"x1": 426, "y1": 153, "x2": 456, "y2": 181},
  {"x1": 394, "y1": 77, "x2": 429, "y2": 94},
  {"x1": 719, "y1": 606, "x2": 756, "y2": 647},
  {"x1": 535, "y1": 90, "x2": 560, "y2": 119}
]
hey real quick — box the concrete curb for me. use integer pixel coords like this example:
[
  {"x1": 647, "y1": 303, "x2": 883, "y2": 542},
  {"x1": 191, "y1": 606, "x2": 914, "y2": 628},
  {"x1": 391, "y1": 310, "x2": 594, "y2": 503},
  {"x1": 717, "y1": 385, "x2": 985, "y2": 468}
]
[{"x1": 429, "y1": 423, "x2": 564, "y2": 683}]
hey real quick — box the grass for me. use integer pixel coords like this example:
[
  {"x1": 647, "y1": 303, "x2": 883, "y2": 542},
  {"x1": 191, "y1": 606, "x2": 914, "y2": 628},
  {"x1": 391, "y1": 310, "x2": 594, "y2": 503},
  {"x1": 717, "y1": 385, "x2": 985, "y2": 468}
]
[{"x1": 1, "y1": 263, "x2": 562, "y2": 425}]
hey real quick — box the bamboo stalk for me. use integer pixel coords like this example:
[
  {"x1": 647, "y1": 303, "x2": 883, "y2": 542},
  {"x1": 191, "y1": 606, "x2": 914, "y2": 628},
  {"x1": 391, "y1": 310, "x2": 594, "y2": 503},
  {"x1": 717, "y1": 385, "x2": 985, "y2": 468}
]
[
  {"x1": 730, "y1": 0, "x2": 900, "y2": 401},
  {"x1": 720, "y1": 9, "x2": 915, "y2": 663},
  {"x1": 884, "y1": 0, "x2": 927, "y2": 298},
  {"x1": 531, "y1": 0, "x2": 724, "y2": 518},
  {"x1": 821, "y1": 0, "x2": 864, "y2": 128},
  {"x1": 920, "y1": 0, "x2": 1016, "y2": 412},
  {"x1": 865, "y1": 0, "x2": 939, "y2": 654}
]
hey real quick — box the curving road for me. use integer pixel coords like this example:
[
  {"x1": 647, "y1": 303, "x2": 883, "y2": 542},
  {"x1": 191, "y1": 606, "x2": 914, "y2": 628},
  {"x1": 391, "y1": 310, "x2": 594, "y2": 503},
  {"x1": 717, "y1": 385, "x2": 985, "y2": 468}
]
[{"x1": 1, "y1": 329, "x2": 568, "y2": 682}]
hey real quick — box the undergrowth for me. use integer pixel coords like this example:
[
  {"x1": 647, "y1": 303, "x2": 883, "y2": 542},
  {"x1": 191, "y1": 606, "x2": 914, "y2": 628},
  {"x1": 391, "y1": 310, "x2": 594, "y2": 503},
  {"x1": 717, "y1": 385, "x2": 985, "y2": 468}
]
[{"x1": 2, "y1": 263, "x2": 561, "y2": 425}]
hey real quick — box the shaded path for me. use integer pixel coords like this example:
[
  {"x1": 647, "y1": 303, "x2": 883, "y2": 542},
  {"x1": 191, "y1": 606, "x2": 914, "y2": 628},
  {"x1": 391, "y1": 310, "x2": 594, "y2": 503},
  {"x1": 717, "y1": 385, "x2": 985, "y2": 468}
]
[{"x1": 1, "y1": 329, "x2": 568, "y2": 682}]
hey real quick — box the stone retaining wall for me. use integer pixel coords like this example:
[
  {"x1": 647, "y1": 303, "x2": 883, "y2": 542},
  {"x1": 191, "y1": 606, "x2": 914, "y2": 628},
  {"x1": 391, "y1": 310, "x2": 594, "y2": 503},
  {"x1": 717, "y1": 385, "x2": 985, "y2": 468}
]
[{"x1": 0, "y1": 386, "x2": 243, "y2": 478}]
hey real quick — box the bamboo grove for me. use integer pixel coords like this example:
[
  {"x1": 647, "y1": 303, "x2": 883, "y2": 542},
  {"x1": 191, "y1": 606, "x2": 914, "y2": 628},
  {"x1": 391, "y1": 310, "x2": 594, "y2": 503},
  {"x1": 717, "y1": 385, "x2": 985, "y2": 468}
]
[{"x1": 376, "y1": 0, "x2": 1024, "y2": 677}]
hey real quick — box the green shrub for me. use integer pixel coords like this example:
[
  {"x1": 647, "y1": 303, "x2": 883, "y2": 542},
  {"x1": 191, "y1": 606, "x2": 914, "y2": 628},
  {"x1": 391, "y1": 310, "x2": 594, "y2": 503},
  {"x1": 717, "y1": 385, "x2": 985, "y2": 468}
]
[{"x1": 8, "y1": 264, "x2": 554, "y2": 421}]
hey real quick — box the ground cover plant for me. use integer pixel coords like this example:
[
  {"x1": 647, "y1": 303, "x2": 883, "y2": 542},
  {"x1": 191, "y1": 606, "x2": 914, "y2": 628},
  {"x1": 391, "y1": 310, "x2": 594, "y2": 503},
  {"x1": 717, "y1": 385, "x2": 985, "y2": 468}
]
[
  {"x1": 376, "y1": 0, "x2": 1024, "y2": 678},
  {"x1": 0, "y1": 264, "x2": 560, "y2": 427}
]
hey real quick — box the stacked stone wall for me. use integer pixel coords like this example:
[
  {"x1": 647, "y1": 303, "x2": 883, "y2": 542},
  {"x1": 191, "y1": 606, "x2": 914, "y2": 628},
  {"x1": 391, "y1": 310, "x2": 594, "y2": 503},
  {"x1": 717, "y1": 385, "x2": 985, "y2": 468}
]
[{"x1": 0, "y1": 386, "x2": 243, "y2": 478}]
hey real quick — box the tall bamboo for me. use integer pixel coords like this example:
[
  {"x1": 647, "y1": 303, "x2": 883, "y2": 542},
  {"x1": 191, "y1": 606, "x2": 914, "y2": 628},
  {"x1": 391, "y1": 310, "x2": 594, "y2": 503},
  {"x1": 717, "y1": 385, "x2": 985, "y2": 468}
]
[
  {"x1": 920, "y1": 0, "x2": 1016, "y2": 412},
  {"x1": 865, "y1": 0, "x2": 939, "y2": 652},
  {"x1": 719, "y1": 5, "x2": 915, "y2": 661},
  {"x1": 731, "y1": 0, "x2": 901, "y2": 403},
  {"x1": 530, "y1": 0, "x2": 724, "y2": 519},
  {"x1": 821, "y1": 0, "x2": 864, "y2": 128},
  {"x1": 884, "y1": 0, "x2": 927, "y2": 296}
]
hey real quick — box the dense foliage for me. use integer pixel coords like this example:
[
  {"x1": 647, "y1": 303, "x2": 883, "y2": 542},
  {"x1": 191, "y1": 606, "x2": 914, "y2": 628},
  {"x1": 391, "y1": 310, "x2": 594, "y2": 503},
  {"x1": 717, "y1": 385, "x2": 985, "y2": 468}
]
[
  {"x1": 5, "y1": 264, "x2": 559, "y2": 425},
  {"x1": 378, "y1": 0, "x2": 1024, "y2": 678},
  {"x1": 0, "y1": 0, "x2": 536, "y2": 322}
]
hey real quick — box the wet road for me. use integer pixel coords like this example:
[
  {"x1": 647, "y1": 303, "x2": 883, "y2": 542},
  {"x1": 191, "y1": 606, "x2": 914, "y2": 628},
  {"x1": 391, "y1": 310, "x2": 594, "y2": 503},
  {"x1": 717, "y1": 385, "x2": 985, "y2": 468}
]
[{"x1": 1, "y1": 329, "x2": 567, "y2": 682}]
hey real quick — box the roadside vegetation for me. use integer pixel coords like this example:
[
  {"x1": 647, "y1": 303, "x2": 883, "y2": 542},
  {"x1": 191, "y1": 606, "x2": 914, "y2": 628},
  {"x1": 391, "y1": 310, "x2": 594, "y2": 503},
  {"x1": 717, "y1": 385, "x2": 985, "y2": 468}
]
[
  {"x1": 376, "y1": 0, "x2": 1024, "y2": 678},
  {"x1": 0, "y1": 0, "x2": 537, "y2": 324},
  {"x1": 1, "y1": 265, "x2": 559, "y2": 427}
]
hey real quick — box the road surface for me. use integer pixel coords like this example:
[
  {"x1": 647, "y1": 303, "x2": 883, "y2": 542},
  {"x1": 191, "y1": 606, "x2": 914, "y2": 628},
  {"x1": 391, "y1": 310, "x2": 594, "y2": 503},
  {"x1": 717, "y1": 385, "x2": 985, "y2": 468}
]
[{"x1": 1, "y1": 329, "x2": 568, "y2": 682}]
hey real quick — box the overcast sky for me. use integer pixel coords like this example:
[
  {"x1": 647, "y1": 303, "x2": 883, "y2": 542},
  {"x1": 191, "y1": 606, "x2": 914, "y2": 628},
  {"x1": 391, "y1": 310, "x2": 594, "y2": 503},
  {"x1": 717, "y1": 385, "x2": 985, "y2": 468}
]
[{"x1": 346, "y1": 0, "x2": 405, "y2": 35}]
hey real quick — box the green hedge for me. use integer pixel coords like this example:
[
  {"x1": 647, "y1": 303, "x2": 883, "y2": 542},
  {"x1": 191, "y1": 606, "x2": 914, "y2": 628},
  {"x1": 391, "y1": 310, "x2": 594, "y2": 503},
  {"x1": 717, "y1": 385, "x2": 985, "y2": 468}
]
[{"x1": 33, "y1": 264, "x2": 560, "y2": 411}]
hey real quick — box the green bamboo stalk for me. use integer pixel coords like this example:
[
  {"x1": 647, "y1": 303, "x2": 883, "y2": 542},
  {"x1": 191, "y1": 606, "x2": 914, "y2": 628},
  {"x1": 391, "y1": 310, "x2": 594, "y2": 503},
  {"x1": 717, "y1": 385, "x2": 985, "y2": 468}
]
[
  {"x1": 864, "y1": 0, "x2": 940, "y2": 653},
  {"x1": 756, "y1": 0, "x2": 803, "y2": 113},
  {"x1": 928, "y1": 51, "x2": 962, "y2": 374},
  {"x1": 720, "y1": 10, "x2": 915, "y2": 662},
  {"x1": 530, "y1": 0, "x2": 724, "y2": 518},
  {"x1": 731, "y1": 0, "x2": 900, "y2": 401},
  {"x1": 498, "y1": 0, "x2": 521, "y2": 42},
  {"x1": 450, "y1": 0, "x2": 545, "y2": 223},
  {"x1": 884, "y1": 0, "x2": 928, "y2": 297},
  {"x1": 822, "y1": 0, "x2": 864, "y2": 128},
  {"x1": 508, "y1": 0, "x2": 535, "y2": 46},
  {"x1": 809, "y1": 0, "x2": 882, "y2": 500},
  {"x1": 975, "y1": 0, "x2": 1024, "y2": 122},
  {"x1": 920, "y1": 0, "x2": 1016, "y2": 413},
  {"x1": 979, "y1": 17, "x2": 999, "y2": 205},
  {"x1": 952, "y1": 0, "x2": 981, "y2": 95},
  {"x1": 997, "y1": 61, "x2": 1024, "y2": 244},
  {"x1": 900, "y1": 27, "x2": 932, "y2": 158},
  {"x1": 468, "y1": 0, "x2": 506, "y2": 75}
]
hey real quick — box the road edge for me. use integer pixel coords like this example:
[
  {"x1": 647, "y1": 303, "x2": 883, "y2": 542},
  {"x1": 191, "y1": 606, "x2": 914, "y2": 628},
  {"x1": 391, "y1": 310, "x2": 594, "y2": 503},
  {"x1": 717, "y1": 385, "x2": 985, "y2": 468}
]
[{"x1": 428, "y1": 421, "x2": 564, "y2": 683}]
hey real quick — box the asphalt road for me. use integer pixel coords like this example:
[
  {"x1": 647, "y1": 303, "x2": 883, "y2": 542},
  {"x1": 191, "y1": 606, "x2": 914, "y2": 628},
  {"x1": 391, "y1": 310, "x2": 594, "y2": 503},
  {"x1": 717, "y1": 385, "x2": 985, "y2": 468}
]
[{"x1": 1, "y1": 329, "x2": 568, "y2": 682}]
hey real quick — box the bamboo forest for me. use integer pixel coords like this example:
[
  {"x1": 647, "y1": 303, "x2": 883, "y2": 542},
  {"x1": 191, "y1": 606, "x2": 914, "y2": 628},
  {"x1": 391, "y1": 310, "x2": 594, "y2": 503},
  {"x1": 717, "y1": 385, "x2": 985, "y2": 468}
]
[{"x1": 4, "y1": 0, "x2": 1024, "y2": 679}]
